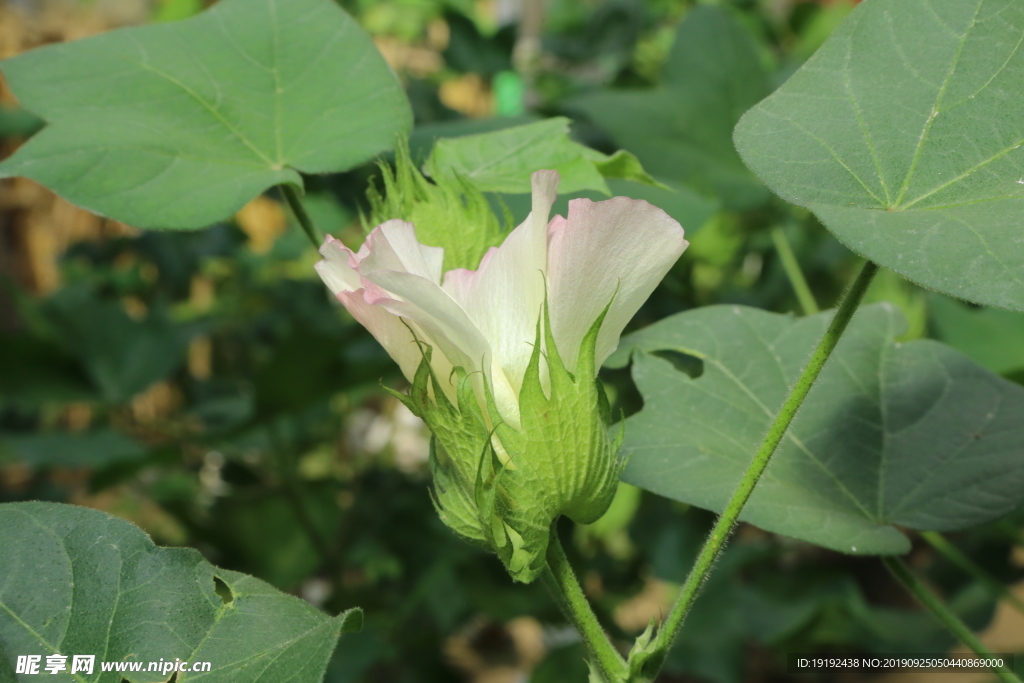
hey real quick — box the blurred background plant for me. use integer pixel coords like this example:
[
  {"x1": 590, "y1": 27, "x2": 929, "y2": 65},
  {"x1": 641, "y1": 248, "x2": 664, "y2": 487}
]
[{"x1": 2, "y1": 0, "x2": 1023, "y2": 681}]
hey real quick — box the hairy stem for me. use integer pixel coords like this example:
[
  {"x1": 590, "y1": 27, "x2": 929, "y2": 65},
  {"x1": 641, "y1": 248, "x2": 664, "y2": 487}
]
[
  {"x1": 280, "y1": 183, "x2": 321, "y2": 248},
  {"x1": 883, "y1": 556, "x2": 1022, "y2": 683},
  {"x1": 544, "y1": 532, "x2": 626, "y2": 682},
  {"x1": 921, "y1": 531, "x2": 1024, "y2": 617},
  {"x1": 637, "y1": 260, "x2": 879, "y2": 679},
  {"x1": 771, "y1": 226, "x2": 819, "y2": 315}
]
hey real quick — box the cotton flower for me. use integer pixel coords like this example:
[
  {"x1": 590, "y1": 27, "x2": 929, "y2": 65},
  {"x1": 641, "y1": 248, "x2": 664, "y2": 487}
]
[{"x1": 316, "y1": 170, "x2": 687, "y2": 581}]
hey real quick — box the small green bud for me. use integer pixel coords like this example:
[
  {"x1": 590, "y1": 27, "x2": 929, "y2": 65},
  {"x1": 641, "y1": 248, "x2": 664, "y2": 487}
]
[{"x1": 364, "y1": 138, "x2": 508, "y2": 272}]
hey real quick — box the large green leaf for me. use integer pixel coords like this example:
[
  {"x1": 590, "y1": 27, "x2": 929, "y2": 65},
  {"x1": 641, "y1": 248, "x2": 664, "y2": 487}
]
[
  {"x1": 570, "y1": 6, "x2": 771, "y2": 209},
  {"x1": 734, "y1": 0, "x2": 1024, "y2": 310},
  {"x1": 0, "y1": 0, "x2": 411, "y2": 229},
  {"x1": 929, "y1": 295, "x2": 1024, "y2": 377},
  {"x1": 607, "y1": 304, "x2": 1024, "y2": 555},
  {"x1": 0, "y1": 503, "x2": 361, "y2": 682},
  {"x1": 426, "y1": 117, "x2": 661, "y2": 195}
]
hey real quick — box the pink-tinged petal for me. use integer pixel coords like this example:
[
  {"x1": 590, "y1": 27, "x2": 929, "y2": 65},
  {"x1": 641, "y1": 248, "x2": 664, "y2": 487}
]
[
  {"x1": 315, "y1": 235, "x2": 363, "y2": 295},
  {"x1": 362, "y1": 268, "x2": 507, "y2": 416},
  {"x1": 441, "y1": 171, "x2": 561, "y2": 424},
  {"x1": 316, "y1": 233, "x2": 458, "y2": 398},
  {"x1": 547, "y1": 196, "x2": 687, "y2": 374},
  {"x1": 365, "y1": 269, "x2": 489, "y2": 376},
  {"x1": 358, "y1": 219, "x2": 445, "y2": 284},
  {"x1": 336, "y1": 289, "x2": 433, "y2": 384}
]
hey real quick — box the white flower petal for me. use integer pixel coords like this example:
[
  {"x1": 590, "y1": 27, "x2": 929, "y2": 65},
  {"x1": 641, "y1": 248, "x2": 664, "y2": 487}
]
[
  {"x1": 336, "y1": 289, "x2": 431, "y2": 384},
  {"x1": 365, "y1": 269, "x2": 490, "y2": 380},
  {"x1": 315, "y1": 235, "x2": 362, "y2": 294},
  {"x1": 358, "y1": 219, "x2": 445, "y2": 284},
  {"x1": 316, "y1": 236, "x2": 446, "y2": 386},
  {"x1": 547, "y1": 196, "x2": 687, "y2": 374},
  {"x1": 442, "y1": 171, "x2": 560, "y2": 418},
  {"x1": 315, "y1": 169, "x2": 686, "y2": 429}
]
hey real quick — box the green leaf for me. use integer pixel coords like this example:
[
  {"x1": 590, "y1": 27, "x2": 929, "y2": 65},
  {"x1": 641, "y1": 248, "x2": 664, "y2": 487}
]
[
  {"x1": 929, "y1": 295, "x2": 1024, "y2": 377},
  {"x1": 734, "y1": 0, "x2": 1024, "y2": 310},
  {"x1": 44, "y1": 290, "x2": 187, "y2": 404},
  {"x1": 210, "y1": 483, "x2": 340, "y2": 590},
  {"x1": 426, "y1": 117, "x2": 660, "y2": 195},
  {"x1": 154, "y1": 0, "x2": 202, "y2": 22},
  {"x1": 584, "y1": 149, "x2": 666, "y2": 189},
  {"x1": 0, "y1": 335, "x2": 96, "y2": 406},
  {"x1": 0, "y1": 0, "x2": 411, "y2": 230},
  {"x1": 570, "y1": 6, "x2": 771, "y2": 209},
  {"x1": 608, "y1": 304, "x2": 1024, "y2": 554},
  {"x1": 409, "y1": 115, "x2": 541, "y2": 158},
  {"x1": 0, "y1": 502, "x2": 361, "y2": 683},
  {"x1": 0, "y1": 429, "x2": 147, "y2": 469},
  {"x1": 0, "y1": 105, "x2": 43, "y2": 138}
]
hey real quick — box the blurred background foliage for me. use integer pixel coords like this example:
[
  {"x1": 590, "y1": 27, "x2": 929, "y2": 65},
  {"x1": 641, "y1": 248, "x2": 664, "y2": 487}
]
[{"x1": 1, "y1": 0, "x2": 1024, "y2": 681}]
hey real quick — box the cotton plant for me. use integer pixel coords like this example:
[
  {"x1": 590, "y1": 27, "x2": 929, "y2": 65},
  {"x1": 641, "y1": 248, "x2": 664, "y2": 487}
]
[
  {"x1": 315, "y1": 169, "x2": 687, "y2": 583},
  {"x1": 4, "y1": 0, "x2": 1024, "y2": 682}
]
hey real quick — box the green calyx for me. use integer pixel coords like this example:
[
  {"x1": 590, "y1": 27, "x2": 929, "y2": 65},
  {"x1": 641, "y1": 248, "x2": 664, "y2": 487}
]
[
  {"x1": 364, "y1": 138, "x2": 509, "y2": 272},
  {"x1": 393, "y1": 300, "x2": 625, "y2": 583}
]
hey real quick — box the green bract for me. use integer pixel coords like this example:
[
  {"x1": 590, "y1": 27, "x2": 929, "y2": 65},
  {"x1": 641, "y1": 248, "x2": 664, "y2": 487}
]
[
  {"x1": 394, "y1": 301, "x2": 624, "y2": 583},
  {"x1": 365, "y1": 142, "x2": 507, "y2": 272}
]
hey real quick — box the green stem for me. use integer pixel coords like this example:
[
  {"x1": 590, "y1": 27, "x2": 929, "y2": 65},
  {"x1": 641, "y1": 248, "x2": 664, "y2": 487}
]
[
  {"x1": 280, "y1": 183, "x2": 321, "y2": 248},
  {"x1": 544, "y1": 533, "x2": 626, "y2": 682},
  {"x1": 637, "y1": 260, "x2": 879, "y2": 679},
  {"x1": 921, "y1": 531, "x2": 1024, "y2": 617},
  {"x1": 771, "y1": 226, "x2": 819, "y2": 315},
  {"x1": 267, "y1": 422, "x2": 334, "y2": 566},
  {"x1": 883, "y1": 556, "x2": 1022, "y2": 683}
]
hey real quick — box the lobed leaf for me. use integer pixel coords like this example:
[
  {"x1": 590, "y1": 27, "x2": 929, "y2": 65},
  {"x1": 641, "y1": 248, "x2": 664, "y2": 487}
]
[
  {"x1": 0, "y1": 502, "x2": 361, "y2": 682},
  {"x1": 608, "y1": 304, "x2": 1024, "y2": 554}
]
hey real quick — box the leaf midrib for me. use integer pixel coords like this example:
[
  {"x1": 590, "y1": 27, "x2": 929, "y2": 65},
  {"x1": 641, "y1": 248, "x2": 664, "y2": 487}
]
[
  {"x1": 890, "y1": 0, "x2": 982, "y2": 207},
  {"x1": 128, "y1": 27, "x2": 281, "y2": 171}
]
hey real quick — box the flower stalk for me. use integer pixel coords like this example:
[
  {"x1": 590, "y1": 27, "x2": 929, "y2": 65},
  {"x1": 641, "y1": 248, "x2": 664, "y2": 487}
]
[
  {"x1": 627, "y1": 260, "x2": 879, "y2": 680},
  {"x1": 771, "y1": 225, "x2": 818, "y2": 315},
  {"x1": 921, "y1": 531, "x2": 1024, "y2": 618},
  {"x1": 883, "y1": 556, "x2": 1023, "y2": 683},
  {"x1": 543, "y1": 533, "x2": 627, "y2": 682},
  {"x1": 281, "y1": 183, "x2": 321, "y2": 248}
]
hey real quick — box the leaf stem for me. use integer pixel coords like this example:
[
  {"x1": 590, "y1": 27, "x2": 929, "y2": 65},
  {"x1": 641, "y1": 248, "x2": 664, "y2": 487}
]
[
  {"x1": 882, "y1": 556, "x2": 1022, "y2": 683},
  {"x1": 921, "y1": 531, "x2": 1024, "y2": 617},
  {"x1": 637, "y1": 260, "x2": 878, "y2": 678},
  {"x1": 771, "y1": 225, "x2": 819, "y2": 315},
  {"x1": 543, "y1": 532, "x2": 626, "y2": 682},
  {"x1": 280, "y1": 183, "x2": 321, "y2": 248}
]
